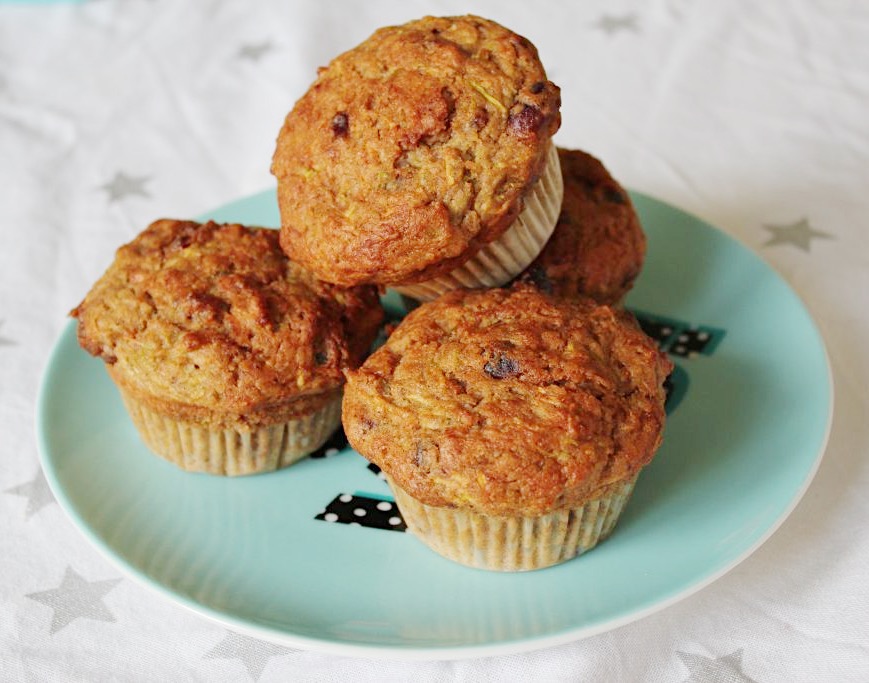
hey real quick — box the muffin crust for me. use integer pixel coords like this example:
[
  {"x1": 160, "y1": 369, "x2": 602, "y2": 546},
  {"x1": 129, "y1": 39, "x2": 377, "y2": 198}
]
[
  {"x1": 343, "y1": 285, "x2": 672, "y2": 517},
  {"x1": 272, "y1": 15, "x2": 561, "y2": 286},
  {"x1": 72, "y1": 219, "x2": 383, "y2": 429},
  {"x1": 519, "y1": 148, "x2": 646, "y2": 304}
]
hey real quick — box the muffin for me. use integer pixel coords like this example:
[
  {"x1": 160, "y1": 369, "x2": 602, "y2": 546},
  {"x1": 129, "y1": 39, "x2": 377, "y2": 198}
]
[
  {"x1": 71, "y1": 219, "x2": 383, "y2": 476},
  {"x1": 343, "y1": 285, "x2": 672, "y2": 571},
  {"x1": 517, "y1": 148, "x2": 646, "y2": 305},
  {"x1": 272, "y1": 15, "x2": 563, "y2": 300}
]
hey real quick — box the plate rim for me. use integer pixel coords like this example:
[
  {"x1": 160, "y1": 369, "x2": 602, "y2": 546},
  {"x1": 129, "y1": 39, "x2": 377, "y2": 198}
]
[{"x1": 35, "y1": 190, "x2": 835, "y2": 660}]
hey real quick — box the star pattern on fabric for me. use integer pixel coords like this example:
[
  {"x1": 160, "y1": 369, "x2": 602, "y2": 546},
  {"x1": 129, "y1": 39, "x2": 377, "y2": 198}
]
[
  {"x1": 6, "y1": 469, "x2": 55, "y2": 519},
  {"x1": 204, "y1": 631, "x2": 298, "y2": 681},
  {"x1": 26, "y1": 567, "x2": 122, "y2": 635},
  {"x1": 0, "y1": 320, "x2": 15, "y2": 346},
  {"x1": 238, "y1": 41, "x2": 273, "y2": 61},
  {"x1": 592, "y1": 13, "x2": 640, "y2": 34},
  {"x1": 677, "y1": 649, "x2": 758, "y2": 683},
  {"x1": 99, "y1": 171, "x2": 151, "y2": 202},
  {"x1": 763, "y1": 218, "x2": 833, "y2": 252}
]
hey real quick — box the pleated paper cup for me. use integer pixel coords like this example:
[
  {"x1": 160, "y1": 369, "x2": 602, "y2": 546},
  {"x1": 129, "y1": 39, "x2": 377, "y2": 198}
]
[
  {"x1": 117, "y1": 388, "x2": 342, "y2": 476},
  {"x1": 394, "y1": 142, "x2": 564, "y2": 302},
  {"x1": 389, "y1": 474, "x2": 639, "y2": 572}
]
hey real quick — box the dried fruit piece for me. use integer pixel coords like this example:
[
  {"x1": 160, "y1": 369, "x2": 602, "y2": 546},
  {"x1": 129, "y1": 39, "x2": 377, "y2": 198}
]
[
  {"x1": 331, "y1": 111, "x2": 349, "y2": 137},
  {"x1": 507, "y1": 105, "x2": 543, "y2": 138},
  {"x1": 483, "y1": 355, "x2": 519, "y2": 379}
]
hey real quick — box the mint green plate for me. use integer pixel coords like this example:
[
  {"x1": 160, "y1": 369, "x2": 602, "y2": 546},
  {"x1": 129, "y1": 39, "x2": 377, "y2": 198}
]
[{"x1": 36, "y1": 191, "x2": 832, "y2": 659}]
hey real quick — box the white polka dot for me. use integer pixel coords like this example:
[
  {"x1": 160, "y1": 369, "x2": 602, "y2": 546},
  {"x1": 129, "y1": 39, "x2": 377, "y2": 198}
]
[
  {"x1": 350, "y1": 522, "x2": 361, "y2": 527},
  {"x1": 678, "y1": 333, "x2": 689, "y2": 342},
  {"x1": 697, "y1": 331, "x2": 709, "y2": 341},
  {"x1": 674, "y1": 346, "x2": 686, "y2": 354},
  {"x1": 325, "y1": 447, "x2": 339, "y2": 457},
  {"x1": 339, "y1": 494, "x2": 352, "y2": 503},
  {"x1": 388, "y1": 516, "x2": 402, "y2": 526},
  {"x1": 377, "y1": 471, "x2": 387, "y2": 480},
  {"x1": 324, "y1": 513, "x2": 338, "y2": 523},
  {"x1": 353, "y1": 507, "x2": 367, "y2": 517},
  {"x1": 661, "y1": 327, "x2": 672, "y2": 335},
  {"x1": 376, "y1": 501, "x2": 393, "y2": 511}
]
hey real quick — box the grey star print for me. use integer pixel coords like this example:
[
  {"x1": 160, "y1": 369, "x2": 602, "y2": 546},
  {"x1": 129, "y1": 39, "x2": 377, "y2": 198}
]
[
  {"x1": 6, "y1": 469, "x2": 55, "y2": 519},
  {"x1": 678, "y1": 649, "x2": 758, "y2": 683},
  {"x1": 99, "y1": 171, "x2": 151, "y2": 202},
  {"x1": 238, "y1": 41, "x2": 273, "y2": 61},
  {"x1": 26, "y1": 567, "x2": 122, "y2": 634},
  {"x1": 593, "y1": 14, "x2": 640, "y2": 34},
  {"x1": 204, "y1": 631, "x2": 298, "y2": 681},
  {"x1": 763, "y1": 218, "x2": 833, "y2": 252}
]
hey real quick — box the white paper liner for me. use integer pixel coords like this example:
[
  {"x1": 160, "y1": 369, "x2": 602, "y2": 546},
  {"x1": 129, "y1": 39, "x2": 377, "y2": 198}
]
[
  {"x1": 394, "y1": 142, "x2": 564, "y2": 301},
  {"x1": 118, "y1": 389, "x2": 342, "y2": 476},
  {"x1": 389, "y1": 473, "x2": 639, "y2": 571}
]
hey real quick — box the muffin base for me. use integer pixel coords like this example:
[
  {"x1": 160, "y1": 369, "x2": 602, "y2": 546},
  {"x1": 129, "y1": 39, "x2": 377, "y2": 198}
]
[
  {"x1": 118, "y1": 388, "x2": 342, "y2": 476},
  {"x1": 389, "y1": 474, "x2": 639, "y2": 571},
  {"x1": 394, "y1": 142, "x2": 564, "y2": 301}
]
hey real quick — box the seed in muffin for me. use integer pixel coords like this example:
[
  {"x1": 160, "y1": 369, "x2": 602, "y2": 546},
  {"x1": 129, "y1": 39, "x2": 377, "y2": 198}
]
[{"x1": 483, "y1": 355, "x2": 519, "y2": 379}]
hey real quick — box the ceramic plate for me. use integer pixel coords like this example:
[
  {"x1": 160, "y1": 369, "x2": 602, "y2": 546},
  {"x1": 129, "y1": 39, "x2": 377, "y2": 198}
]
[{"x1": 36, "y1": 191, "x2": 832, "y2": 660}]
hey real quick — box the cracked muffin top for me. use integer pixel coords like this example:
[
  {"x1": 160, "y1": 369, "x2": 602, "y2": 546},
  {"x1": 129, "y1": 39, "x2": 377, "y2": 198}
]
[
  {"x1": 342, "y1": 285, "x2": 672, "y2": 516},
  {"x1": 272, "y1": 14, "x2": 561, "y2": 287},
  {"x1": 518, "y1": 148, "x2": 646, "y2": 305},
  {"x1": 71, "y1": 219, "x2": 383, "y2": 428}
]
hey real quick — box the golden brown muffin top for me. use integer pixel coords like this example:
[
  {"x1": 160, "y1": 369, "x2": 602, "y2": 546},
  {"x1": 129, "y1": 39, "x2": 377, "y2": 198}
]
[
  {"x1": 518, "y1": 148, "x2": 646, "y2": 305},
  {"x1": 272, "y1": 15, "x2": 561, "y2": 287},
  {"x1": 343, "y1": 285, "x2": 672, "y2": 516},
  {"x1": 72, "y1": 220, "x2": 383, "y2": 428}
]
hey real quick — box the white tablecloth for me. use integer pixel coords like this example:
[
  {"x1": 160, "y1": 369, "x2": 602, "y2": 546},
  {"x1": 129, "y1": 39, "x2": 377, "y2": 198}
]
[{"x1": 2, "y1": 1, "x2": 868, "y2": 680}]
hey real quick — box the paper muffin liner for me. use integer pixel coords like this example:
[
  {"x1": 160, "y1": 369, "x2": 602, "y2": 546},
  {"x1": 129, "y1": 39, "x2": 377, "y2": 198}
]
[
  {"x1": 117, "y1": 388, "x2": 342, "y2": 476},
  {"x1": 394, "y1": 142, "x2": 564, "y2": 302},
  {"x1": 389, "y1": 473, "x2": 639, "y2": 571}
]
